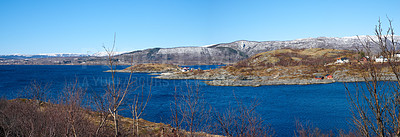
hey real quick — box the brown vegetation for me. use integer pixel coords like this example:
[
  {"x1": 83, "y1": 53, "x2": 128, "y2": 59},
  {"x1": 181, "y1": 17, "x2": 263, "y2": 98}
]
[
  {"x1": 182, "y1": 47, "x2": 400, "y2": 82},
  {"x1": 125, "y1": 63, "x2": 182, "y2": 72},
  {"x1": 181, "y1": 48, "x2": 359, "y2": 80},
  {"x1": 0, "y1": 98, "x2": 177, "y2": 137}
]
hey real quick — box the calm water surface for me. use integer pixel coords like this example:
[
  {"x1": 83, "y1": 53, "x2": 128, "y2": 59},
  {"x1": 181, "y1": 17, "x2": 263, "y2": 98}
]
[{"x1": 0, "y1": 65, "x2": 353, "y2": 136}]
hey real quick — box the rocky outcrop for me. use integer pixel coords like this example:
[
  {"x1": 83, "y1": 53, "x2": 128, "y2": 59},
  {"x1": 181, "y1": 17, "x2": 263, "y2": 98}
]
[
  {"x1": 205, "y1": 79, "x2": 336, "y2": 87},
  {"x1": 106, "y1": 63, "x2": 182, "y2": 73},
  {"x1": 156, "y1": 71, "x2": 399, "y2": 87}
]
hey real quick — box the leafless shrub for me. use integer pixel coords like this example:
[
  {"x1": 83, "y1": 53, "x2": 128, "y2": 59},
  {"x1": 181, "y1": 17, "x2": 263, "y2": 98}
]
[
  {"x1": 18, "y1": 80, "x2": 52, "y2": 104},
  {"x1": 58, "y1": 81, "x2": 97, "y2": 137},
  {"x1": 213, "y1": 92, "x2": 274, "y2": 137},
  {"x1": 131, "y1": 83, "x2": 152, "y2": 136},
  {"x1": 103, "y1": 33, "x2": 136, "y2": 137},
  {"x1": 346, "y1": 17, "x2": 400, "y2": 137},
  {"x1": 170, "y1": 82, "x2": 212, "y2": 136},
  {"x1": 0, "y1": 81, "x2": 99, "y2": 137},
  {"x1": 91, "y1": 90, "x2": 112, "y2": 136},
  {"x1": 294, "y1": 121, "x2": 334, "y2": 137}
]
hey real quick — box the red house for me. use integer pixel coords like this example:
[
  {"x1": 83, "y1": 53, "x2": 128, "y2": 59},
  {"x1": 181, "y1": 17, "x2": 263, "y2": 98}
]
[
  {"x1": 360, "y1": 56, "x2": 370, "y2": 63},
  {"x1": 325, "y1": 74, "x2": 333, "y2": 79}
]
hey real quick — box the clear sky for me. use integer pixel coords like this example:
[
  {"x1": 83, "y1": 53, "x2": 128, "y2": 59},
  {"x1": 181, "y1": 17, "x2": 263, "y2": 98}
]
[{"x1": 0, "y1": 0, "x2": 399, "y2": 55}]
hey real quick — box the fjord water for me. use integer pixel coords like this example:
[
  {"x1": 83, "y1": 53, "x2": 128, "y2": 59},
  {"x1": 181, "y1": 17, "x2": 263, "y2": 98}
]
[{"x1": 0, "y1": 65, "x2": 352, "y2": 136}]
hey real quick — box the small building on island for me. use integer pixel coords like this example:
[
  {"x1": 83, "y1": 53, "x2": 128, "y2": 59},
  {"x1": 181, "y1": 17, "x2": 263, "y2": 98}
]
[
  {"x1": 375, "y1": 56, "x2": 388, "y2": 62},
  {"x1": 181, "y1": 67, "x2": 190, "y2": 72},
  {"x1": 325, "y1": 74, "x2": 333, "y2": 79},
  {"x1": 336, "y1": 57, "x2": 349, "y2": 64},
  {"x1": 360, "y1": 56, "x2": 370, "y2": 63}
]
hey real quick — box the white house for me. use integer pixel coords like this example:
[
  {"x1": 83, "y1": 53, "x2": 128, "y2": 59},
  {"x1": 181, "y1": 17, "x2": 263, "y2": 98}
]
[
  {"x1": 395, "y1": 53, "x2": 400, "y2": 58},
  {"x1": 336, "y1": 57, "x2": 349, "y2": 64},
  {"x1": 375, "y1": 56, "x2": 388, "y2": 62},
  {"x1": 181, "y1": 67, "x2": 190, "y2": 72}
]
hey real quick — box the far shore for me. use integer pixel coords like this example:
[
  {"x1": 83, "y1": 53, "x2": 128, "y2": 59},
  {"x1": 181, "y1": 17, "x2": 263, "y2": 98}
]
[
  {"x1": 0, "y1": 63, "x2": 228, "y2": 66},
  {"x1": 155, "y1": 73, "x2": 397, "y2": 87},
  {"x1": 4, "y1": 64, "x2": 395, "y2": 87},
  {"x1": 104, "y1": 70, "x2": 166, "y2": 73}
]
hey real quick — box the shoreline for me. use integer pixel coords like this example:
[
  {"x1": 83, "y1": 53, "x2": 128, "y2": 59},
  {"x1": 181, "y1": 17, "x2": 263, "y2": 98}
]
[
  {"x1": 0, "y1": 63, "x2": 226, "y2": 66},
  {"x1": 155, "y1": 73, "x2": 397, "y2": 87},
  {"x1": 104, "y1": 70, "x2": 167, "y2": 73},
  {"x1": 0, "y1": 64, "x2": 118, "y2": 66},
  {"x1": 5, "y1": 64, "x2": 394, "y2": 87}
]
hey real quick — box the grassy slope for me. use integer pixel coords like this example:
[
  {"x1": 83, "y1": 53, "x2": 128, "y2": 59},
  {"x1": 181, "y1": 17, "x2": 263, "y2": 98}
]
[
  {"x1": 124, "y1": 63, "x2": 182, "y2": 72},
  {"x1": 187, "y1": 48, "x2": 370, "y2": 80}
]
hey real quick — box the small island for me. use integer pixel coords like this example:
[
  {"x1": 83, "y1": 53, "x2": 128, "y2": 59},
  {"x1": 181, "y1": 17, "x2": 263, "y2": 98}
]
[
  {"x1": 106, "y1": 48, "x2": 398, "y2": 87},
  {"x1": 105, "y1": 63, "x2": 183, "y2": 73}
]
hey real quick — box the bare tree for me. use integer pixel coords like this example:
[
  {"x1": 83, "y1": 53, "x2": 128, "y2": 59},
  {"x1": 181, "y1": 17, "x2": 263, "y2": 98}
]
[
  {"x1": 104, "y1": 33, "x2": 136, "y2": 137},
  {"x1": 19, "y1": 80, "x2": 52, "y2": 104},
  {"x1": 170, "y1": 82, "x2": 212, "y2": 136},
  {"x1": 170, "y1": 86, "x2": 184, "y2": 137},
  {"x1": 294, "y1": 121, "x2": 335, "y2": 137},
  {"x1": 60, "y1": 80, "x2": 99, "y2": 137},
  {"x1": 92, "y1": 91, "x2": 111, "y2": 136},
  {"x1": 213, "y1": 92, "x2": 274, "y2": 137},
  {"x1": 131, "y1": 82, "x2": 152, "y2": 136},
  {"x1": 346, "y1": 18, "x2": 400, "y2": 137}
]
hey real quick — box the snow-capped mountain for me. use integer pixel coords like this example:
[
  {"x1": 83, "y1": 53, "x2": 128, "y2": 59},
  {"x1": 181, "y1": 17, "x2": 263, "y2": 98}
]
[
  {"x1": 0, "y1": 53, "x2": 90, "y2": 59},
  {"x1": 116, "y1": 35, "x2": 400, "y2": 65},
  {"x1": 2, "y1": 35, "x2": 399, "y2": 65},
  {"x1": 91, "y1": 51, "x2": 128, "y2": 57}
]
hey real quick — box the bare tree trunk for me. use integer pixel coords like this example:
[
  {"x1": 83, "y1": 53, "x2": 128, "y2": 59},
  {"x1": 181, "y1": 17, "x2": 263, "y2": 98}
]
[
  {"x1": 114, "y1": 111, "x2": 118, "y2": 137},
  {"x1": 131, "y1": 82, "x2": 151, "y2": 136},
  {"x1": 103, "y1": 33, "x2": 134, "y2": 137}
]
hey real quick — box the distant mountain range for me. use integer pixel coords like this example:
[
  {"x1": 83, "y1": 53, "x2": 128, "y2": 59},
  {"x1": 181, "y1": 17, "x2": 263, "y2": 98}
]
[
  {"x1": 2, "y1": 36, "x2": 399, "y2": 65},
  {"x1": 0, "y1": 52, "x2": 129, "y2": 60},
  {"x1": 0, "y1": 53, "x2": 90, "y2": 60},
  {"x1": 116, "y1": 35, "x2": 400, "y2": 65}
]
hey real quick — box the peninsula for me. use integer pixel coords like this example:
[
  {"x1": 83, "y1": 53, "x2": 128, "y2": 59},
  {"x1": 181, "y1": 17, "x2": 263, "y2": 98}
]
[
  {"x1": 105, "y1": 63, "x2": 183, "y2": 73},
  {"x1": 155, "y1": 48, "x2": 398, "y2": 86}
]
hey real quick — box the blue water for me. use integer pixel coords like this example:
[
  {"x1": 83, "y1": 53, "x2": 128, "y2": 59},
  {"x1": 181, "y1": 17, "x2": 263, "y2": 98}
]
[
  {"x1": 0, "y1": 65, "x2": 353, "y2": 136},
  {"x1": 181, "y1": 64, "x2": 225, "y2": 70}
]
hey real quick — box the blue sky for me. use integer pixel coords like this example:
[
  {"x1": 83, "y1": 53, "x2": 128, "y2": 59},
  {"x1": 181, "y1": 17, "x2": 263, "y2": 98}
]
[{"x1": 0, "y1": 0, "x2": 399, "y2": 55}]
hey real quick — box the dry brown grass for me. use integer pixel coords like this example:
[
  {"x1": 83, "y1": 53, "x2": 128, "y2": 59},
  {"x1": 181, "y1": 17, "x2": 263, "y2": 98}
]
[
  {"x1": 1, "y1": 99, "x2": 222, "y2": 137},
  {"x1": 125, "y1": 63, "x2": 181, "y2": 72},
  {"x1": 175, "y1": 48, "x2": 397, "y2": 81},
  {"x1": 194, "y1": 48, "x2": 381, "y2": 79}
]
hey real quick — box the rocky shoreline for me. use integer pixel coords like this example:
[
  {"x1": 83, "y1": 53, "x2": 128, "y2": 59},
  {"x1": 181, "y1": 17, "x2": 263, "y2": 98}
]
[
  {"x1": 155, "y1": 74, "x2": 338, "y2": 87},
  {"x1": 155, "y1": 72, "x2": 397, "y2": 87},
  {"x1": 204, "y1": 79, "x2": 336, "y2": 87},
  {"x1": 104, "y1": 70, "x2": 167, "y2": 73}
]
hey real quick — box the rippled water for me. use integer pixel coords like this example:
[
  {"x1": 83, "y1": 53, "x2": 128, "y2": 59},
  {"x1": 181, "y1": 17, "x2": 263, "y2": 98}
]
[{"x1": 0, "y1": 65, "x2": 353, "y2": 136}]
